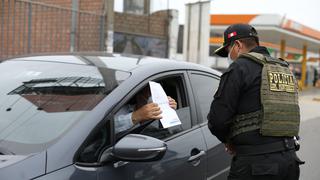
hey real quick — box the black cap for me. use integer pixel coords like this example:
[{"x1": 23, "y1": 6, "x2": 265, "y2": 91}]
[{"x1": 214, "y1": 24, "x2": 259, "y2": 57}]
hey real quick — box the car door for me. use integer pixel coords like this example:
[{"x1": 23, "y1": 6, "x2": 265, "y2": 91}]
[
  {"x1": 96, "y1": 71, "x2": 208, "y2": 180},
  {"x1": 188, "y1": 71, "x2": 232, "y2": 180}
]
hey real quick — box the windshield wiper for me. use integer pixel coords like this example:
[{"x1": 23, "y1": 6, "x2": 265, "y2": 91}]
[{"x1": 0, "y1": 146, "x2": 15, "y2": 155}]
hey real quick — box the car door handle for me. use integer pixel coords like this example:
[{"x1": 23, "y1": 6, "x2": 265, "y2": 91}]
[{"x1": 188, "y1": 150, "x2": 206, "y2": 162}]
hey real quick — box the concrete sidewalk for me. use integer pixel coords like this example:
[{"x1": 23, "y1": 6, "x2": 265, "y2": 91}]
[
  {"x1": 298, "y1": 88, "x2": 320, "y2": 180},
  {"x1": 299, "y1": 87, "x2": 320, "y2": 121},
  {"x1": 300, "y1": 87, "x2": 320, "y2": 97}
]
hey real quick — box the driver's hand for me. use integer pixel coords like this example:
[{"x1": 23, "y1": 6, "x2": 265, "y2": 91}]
[
  {"x1": 132, "y1": 103, "x2": 162, "y2": 124},
  {"x1": 168, "y1": 96, "x2": 177, "y2": 110}
]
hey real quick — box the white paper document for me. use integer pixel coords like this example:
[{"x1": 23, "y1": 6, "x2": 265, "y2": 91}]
[{"x1": 149, "y1": 81, "x2": 181, "y2": 128}]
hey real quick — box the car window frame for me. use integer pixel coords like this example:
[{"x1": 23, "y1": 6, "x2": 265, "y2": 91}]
[
  {"x1": 108, "y1": 70, "x2": 198, "y2": 143},
  {"x1": 187, "y1": 70, "x2": 220, "y2": 124}
]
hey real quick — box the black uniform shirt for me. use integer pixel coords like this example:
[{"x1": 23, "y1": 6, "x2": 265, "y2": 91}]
[{"x1": 207, "y1": 46, "x2": 284, "y2": 145}]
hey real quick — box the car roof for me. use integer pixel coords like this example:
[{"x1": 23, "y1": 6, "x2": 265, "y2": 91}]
[{"x1": 6, "y1": 52, "x2": 222, "y2": 76}]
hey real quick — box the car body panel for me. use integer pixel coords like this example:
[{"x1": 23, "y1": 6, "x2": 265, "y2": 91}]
[
  {"x1": 0, "y1": 152, "x2": 46, "y2": 180},
  {"x1": 34, "y1": 165, "x2": 97, "y2": 180},
  {"x1": 0, "y1": 53, "x2": 228, "y2": 180},
  {"x1": 97, "y1": 127, "x2": 207, "y2": 180},
  {"x1": 185, "y1": 70, "x2": 232, "y2": 179},
  {"x1": 200, "y1": 124, "x2": 231, "y2": 180}
]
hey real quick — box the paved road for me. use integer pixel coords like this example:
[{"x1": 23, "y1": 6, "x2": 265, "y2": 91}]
[{"x1": 298, "y1": 88, "x2": 320, "y2": 180}]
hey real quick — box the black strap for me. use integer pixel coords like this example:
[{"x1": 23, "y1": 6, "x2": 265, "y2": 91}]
[{"x1": 234, "y1": 138, "x2": 296, "y2": 156}]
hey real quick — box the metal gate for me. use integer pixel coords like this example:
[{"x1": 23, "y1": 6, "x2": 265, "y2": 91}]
[{"x1": 0, "y1": 0, "x2": 105, "y2": 60}]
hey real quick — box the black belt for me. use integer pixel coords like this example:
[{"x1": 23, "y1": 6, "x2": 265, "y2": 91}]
[{"x1": 234, "y1": 138, "x2": 296, "y2": 156}]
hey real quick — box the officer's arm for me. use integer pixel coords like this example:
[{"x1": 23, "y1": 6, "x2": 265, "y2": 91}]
[{"x1": 207, "y1": 63, "x2": 243, "y2": 143}]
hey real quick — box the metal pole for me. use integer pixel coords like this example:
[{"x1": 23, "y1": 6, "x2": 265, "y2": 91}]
[
  {"x1": 54, "y1": 8, "x2": 58, "y2": 52},
  {"x1": 49, "y1": 6, "x2": 54, "y2": 52},
  {"x1": 280, "y1": 39, "x2": 286, "y2": 59},
  {"x1": 301, "y1": 44, "x2": 307, "y2": 89},
  {"x1": 104, "y1": 0, "x2": 114, "y2": 53},
  {"x1": 0, "y1": 0, "x2": 5, "y2": 60},
  {"x1": 34, "y1": 4, "x2": 38, "y2": 53},
  {"x1": 39, "y1": 4, "x2": 43, "y2": 53},
  {"x1": 77, "y1": 12, "x2": 81, "y2": 51},
  {"x1": 12, "y1": 0, "x2": 16, "y2": 56},
  {"x1": 99, "y1": 14, "x2": 105, "y2": 51},
  {"x1": 7, "y1": 0, "x2": 11, "y2": 58},
  {"x1": 27, "y1": 2, "x2": 32, "y2": 53},
  {"x1": 70, "y1": 0, "x2": 78, "y2": 52},
  {"x1": 23, "y1": 1, "x2": 27, "y2": 54},
  {"x1": 60, "y1": 9, "x2": 65, "y2": 52},
  {"x1": 17, "y1": 1, "x2": 21, "y2": 56},
  {"x1": 44, "y1": 6, "x2": 49, "y2": 52}
]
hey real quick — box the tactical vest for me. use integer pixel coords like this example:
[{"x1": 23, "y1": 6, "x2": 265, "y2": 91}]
[{"x1": 229, "y1": 52, "x2": 300, "y2": 138}]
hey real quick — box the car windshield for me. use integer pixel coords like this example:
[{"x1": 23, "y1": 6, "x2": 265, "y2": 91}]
[{"x1": 0, "y1": 60, "x2": 129, "y2": 155}]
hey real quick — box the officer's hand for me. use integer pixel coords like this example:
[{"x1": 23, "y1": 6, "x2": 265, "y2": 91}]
[
  {"x1": 132, "y1": 103, "x2": 162, "y2": 124},
  {"x1": 224, "y1": 143, "x2": 236, "y2": 155},
  {"x1": 168, "y1": 96, "x2": 177, "y2": 110}
]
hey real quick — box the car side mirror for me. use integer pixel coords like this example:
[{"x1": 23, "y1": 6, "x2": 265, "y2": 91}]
[{"x1": 110, "y1": 134, "x2": 167, "y2": 162}]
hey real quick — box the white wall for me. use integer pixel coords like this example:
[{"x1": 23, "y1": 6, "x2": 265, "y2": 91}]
[{"x1": 183, "y1": 1, "x2": 210, "y2": 65}]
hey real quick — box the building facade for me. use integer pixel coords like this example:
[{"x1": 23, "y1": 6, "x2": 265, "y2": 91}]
[{"x1": 0, "y1": 0, "x2": 177, "y2": 60}]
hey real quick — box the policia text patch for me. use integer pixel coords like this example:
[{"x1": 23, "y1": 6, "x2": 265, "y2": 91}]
[{"x1": 268, "y1": 71, "x2": 295, "y2": 93}]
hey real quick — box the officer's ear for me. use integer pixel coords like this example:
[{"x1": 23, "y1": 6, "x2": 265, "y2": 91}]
[
  {"x1": 234, "y1": 40, "x2": 242, "y2": 49},
  {"x1": 237, "y1": 40, "x2": 248, "y2": 53}
]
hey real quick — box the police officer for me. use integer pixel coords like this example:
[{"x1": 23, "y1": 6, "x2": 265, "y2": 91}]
[{"x1": 207, "y1": 24, "x2": 304, "y2": 180}]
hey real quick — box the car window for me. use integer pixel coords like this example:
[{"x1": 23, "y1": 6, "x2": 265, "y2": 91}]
[
  {"x1": 189, "y1": 72, "x2": 219, "y2": 123},
  {"x1": 114, "y1": 75, "x2": 192, "y2": 141}
]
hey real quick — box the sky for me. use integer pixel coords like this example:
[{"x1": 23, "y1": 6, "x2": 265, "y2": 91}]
[{"x1": 164, "y1": 0, "x2": 320, "y2": 31}]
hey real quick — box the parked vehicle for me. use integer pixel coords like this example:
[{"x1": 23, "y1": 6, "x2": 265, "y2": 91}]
[{"x1": 0, "y1": 53, "x2": 231, "y2": 180}]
